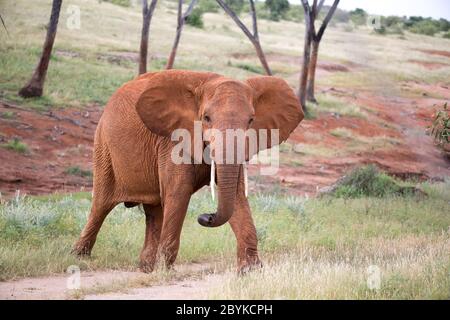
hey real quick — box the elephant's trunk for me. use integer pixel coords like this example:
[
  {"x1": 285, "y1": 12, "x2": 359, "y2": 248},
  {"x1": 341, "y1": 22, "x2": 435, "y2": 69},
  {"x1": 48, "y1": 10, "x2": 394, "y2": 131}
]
[{"x1": 198, "y1": 163, "x2": 240, "y2": 227}]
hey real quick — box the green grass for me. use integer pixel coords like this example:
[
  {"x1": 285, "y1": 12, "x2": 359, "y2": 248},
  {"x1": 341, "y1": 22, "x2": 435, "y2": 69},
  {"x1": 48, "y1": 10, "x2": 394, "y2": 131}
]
[
  {"x1": 330, "y1": 165, "x2": 415, "y2": 198},
  {"x1": 315, "y1": 94, "x2": 368, "y2": 119},
  {"x1": 0, "y1": 111, "x2": 15, "y2": 119},
  {"x1": 1, "y1": 138, "x2": 29, "y2": 154},
  {"x1": 64, "y1": 166, "x2": 93, "y2": 178},
  {"x1": 1, "y1": 0, "x2": 449, "y2": 110},
  {"x1": 0, "y1": 182, "x2": 449, "y2": 300},
  {"x1": 229, "y1": 62, "x2": 265, "y2": 74}
]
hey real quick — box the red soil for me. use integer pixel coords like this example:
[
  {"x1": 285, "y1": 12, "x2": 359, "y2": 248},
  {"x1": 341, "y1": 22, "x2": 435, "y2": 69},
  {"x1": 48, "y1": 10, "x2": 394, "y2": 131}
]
[
  {"x1": 418, "y1": 49, "x2": 450, "y2": 58},
  {"x1": 408, "y1": 59, "x2": 449, "y2": 70},
  {"x1": 0, "y1": 81, "x2": 449, "y2": 197}
]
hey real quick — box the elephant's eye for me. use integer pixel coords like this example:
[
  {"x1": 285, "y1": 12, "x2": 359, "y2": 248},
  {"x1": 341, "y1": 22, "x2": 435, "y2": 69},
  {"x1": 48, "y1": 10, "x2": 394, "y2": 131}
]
[
  {"x1": 248, "y1": 117, "x2": 254, "y2": 125},
  {"x1": 203, "y1": 115, "x2": 211, "y2": 123}
]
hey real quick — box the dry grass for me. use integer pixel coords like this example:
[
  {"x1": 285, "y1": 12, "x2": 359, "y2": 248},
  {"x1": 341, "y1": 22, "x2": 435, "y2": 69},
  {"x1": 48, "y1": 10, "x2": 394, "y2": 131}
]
[{"x1": 209, "y1": 234, "x2": 450, "y2": 299}]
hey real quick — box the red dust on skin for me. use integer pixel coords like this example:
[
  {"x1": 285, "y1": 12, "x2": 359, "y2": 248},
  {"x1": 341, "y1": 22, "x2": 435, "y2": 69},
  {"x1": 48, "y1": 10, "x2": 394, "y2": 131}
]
[{"x1": 1, "y1": 79, "x2": 449, "y2": 197}]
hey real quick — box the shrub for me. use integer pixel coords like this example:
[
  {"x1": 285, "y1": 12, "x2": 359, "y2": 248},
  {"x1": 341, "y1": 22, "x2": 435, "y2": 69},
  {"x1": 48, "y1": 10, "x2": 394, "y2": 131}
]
[
  {"x1": 429, "y1": 103, "x2": 449, "y2": 156},
  {"x1": 329, "y1": 165, "x2": 416, "y2": 198},
  {"x1": 284, "y1": 4, "x2": 303, "y2": 23},
  {"x1": 0, "y1": 111, "x2": 15, "y2": 119},
  {"x1": 198, "y1": 0, "x2": 219, "y2": 13},
  {"x1": 224, "y1": 0, "x2": 245, "y2": 14},
  {"x1": 101, "y1": 0, "x2": 130, "y2": 7},
  {"x1": 230, "y1": 62, "x2": 264, "y2": 74},
  {"x1": 186, "y1": 7, "x2": 204, "y2": 28},
  {"x1": 349, "y1": 8, "x2": 367, "y2": 26},
  {"x1": 443, "y1": 32, "x2": 450, "y2": 39},
  {"x1": 409, "y1": 20, "x2": 439, "y2": 36},
  {"x1": 2, "y1": 138, "x2": 28, "y2": 154},
  {"x1": 265, "y1": 0, "x2": 290, "y2": 22},
  {"x1": 65, "y1": 166, "x2": 93, "y2": 178}
]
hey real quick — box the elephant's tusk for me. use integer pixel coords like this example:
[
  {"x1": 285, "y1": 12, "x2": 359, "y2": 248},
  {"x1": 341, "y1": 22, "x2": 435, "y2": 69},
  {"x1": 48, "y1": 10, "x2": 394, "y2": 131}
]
[
  {"x1": 210, "y1": 159, "x2": 215, "y2": 202},
  {"x1": 243, "y1": 162, "x2": 248, "y2": 198}
]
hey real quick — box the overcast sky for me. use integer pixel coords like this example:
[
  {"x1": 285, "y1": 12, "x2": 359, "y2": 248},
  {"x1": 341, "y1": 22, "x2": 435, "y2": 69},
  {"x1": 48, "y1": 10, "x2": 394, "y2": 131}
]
[{"x1": 289, "y1": 0, "x2": 450, "y2": 20}]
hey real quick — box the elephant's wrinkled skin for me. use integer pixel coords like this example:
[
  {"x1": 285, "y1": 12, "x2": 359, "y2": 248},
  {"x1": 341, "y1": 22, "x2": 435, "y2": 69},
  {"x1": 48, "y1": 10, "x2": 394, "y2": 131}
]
[{"x1": 72, "y1": 70, "x2": 303, "y2": 273}]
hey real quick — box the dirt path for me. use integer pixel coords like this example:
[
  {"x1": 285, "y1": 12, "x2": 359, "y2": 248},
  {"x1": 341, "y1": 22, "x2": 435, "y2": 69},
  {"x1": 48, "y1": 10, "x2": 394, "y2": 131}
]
[{"x1": 0, "y1": 263, "x2": 225, "y2": 300}]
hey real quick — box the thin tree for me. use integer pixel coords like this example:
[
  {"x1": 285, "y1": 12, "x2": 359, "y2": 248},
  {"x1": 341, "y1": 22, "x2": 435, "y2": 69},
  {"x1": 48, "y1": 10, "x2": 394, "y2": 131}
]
[
  {"x1": 19, "y1": 0, "x2": 63, "y2": 98},
  {"x1": 299, "y1": 0, "x2": 339, "y2": 108},
  {"x1": 139, "y1": 0, "x2": 158, "y2": 74},
  {"x1": 166, "y1": 0, "x2": 198, "y2": 69},
  {"x1": 0, "y1": 13, "x2": 9, "y2": 36},
  {"x1": 216, "y1": 0, "x2": 272, "y2": 75}
]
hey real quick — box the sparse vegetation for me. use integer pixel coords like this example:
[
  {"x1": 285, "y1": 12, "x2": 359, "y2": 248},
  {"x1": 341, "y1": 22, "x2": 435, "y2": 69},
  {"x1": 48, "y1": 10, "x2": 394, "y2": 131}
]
[
  {"x1": 328, "y1": 165, "x2": 418, "y2": 198},
  {"x1": 0, "y1": 181, "x2": 448, "y2": 299},
  {"x1": 1, "y1": 138, "x2": 28, "y2": 154},
  {"x1": 186, "y1": 8, "x2": 204, "y2": 28},
  {"x1": 316, "y1": 94, "x2": 367, "y2": 119},
  {"x1": 230, "y1": 62, "x2": 264, "y2": 74},
  {"x1": 64, "y1": 166, "x2": 93, "y2": 178},
  {"x1": 1, "y1": 0, "x2": 450, "y2": 301},
  {"x1": 429, "y1": 102, "x2": 449, "y2": 156},
  {"x1": 0, "y1": 111, "x2": 15, "y2": 119}
]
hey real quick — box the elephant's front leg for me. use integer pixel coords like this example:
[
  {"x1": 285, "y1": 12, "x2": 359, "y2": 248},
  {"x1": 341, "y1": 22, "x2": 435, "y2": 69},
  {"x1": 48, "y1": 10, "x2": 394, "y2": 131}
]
[
  {"x1": 229, "y1": 171, "x2": 262, "y2": 274},
  {"x1": 158, "y1": 187, "x2": 192, "y2": 268}
]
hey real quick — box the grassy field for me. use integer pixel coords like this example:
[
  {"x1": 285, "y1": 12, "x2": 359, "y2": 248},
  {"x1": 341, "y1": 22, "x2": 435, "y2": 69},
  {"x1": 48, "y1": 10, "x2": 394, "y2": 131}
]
[
  {"x1": 1, "y1": 0, "x2": 449, "y2": 300},
  {"x1": 0, "y1": 0, "x2": 449, "y2": 110},
  {"x1": 0, "y1": 179, "x2": 449, "y2": 299}
]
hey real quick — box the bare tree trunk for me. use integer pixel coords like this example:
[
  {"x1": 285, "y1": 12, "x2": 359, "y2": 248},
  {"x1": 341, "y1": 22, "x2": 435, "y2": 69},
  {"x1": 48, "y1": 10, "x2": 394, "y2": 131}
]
[
  {"x1": 216, "y1": 0, "x2": 272, "y2": 75},
  {"x1": 19, "y1": 0, "x2": 62, "y2": 98},
  {"x1": 299, "y1": 0, "x2": 312, "y2": 111},
  {"x1": 252, "y1": 40, "x2": 272, "y2": 76},
  {"x1": 166, "y1": 0, "x2": 197, "y2": 69},
  {"x1": 166, "y1": 0, "x2": 183, "y2": 69},
  {"x1": 300, "y1": 0, "x2": 339, "y2": 109},
  {"x1": 139, "y1": 0, "x2": 158, "y2": 75},
  {"x1": 306, "y1": 40, "x2": 319, "y2": 103}
]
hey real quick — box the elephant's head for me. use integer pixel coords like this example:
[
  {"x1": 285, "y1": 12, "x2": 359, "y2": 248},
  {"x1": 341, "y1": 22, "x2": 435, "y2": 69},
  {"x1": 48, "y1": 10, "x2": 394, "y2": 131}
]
[{"x1": 136, "y1": 70, "x2": 303, "y2": 228}]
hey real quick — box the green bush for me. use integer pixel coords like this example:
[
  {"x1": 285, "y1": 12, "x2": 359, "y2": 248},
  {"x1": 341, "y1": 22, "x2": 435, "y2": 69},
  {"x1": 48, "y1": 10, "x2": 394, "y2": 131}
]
[
  {"x1": 224, "y1": 0, "x2": 245, "y2": 14},
  {"x1": 265, "y1": 0, "x2": 290, "y2": 22},
  {"x1": 65, "y1": 166, "x2": 93, "y2": 178},
  {"x1": 332, "y1": 165, "x2": 412, "y2": 198},
  {"x1": 186, "y1": 7, "x2": 204, "y2": 28},
  {"x1": 101, "y1": 0, "x2": 131, "y2": 7},
  {"x1": 198, "y1": 0, "x2": 219, "y2": 13},
  {"x1": 284, "y1": 4, "x2": 303, "y2": 23},
  {"x1": 429, "y1": 102, "x2": 449, "y2": 154},
  {"x1": 1, "y1": 138, "x2": 28, "y2": 154},
  {"x1": 230, "y1": 62, "x2": 264, "y2": 74},
  {"x1": 443, "y1": 32, "x2": 450, "y2": 39},
  {"x1": 349, "y1": 8, "x2": 367, "y2": 26},
  {"x1": 409, "y1": 20, "x2": 440, "y2": 36}
]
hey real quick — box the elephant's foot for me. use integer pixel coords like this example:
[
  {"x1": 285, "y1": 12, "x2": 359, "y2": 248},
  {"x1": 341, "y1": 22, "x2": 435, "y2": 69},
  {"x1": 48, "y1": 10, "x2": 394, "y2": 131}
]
[
  {"x1": 139, "y1": 250, "x2": 158, "y2": 273},
  {"x1": 139, "y1": 260, "x2": 156, "y2": 273},
  {"x1": 237, "y1": 255, "x2": 263, "y2": 275},
  {"x1": 71, "y1": 241, "x2": 93, "y2": 257}
]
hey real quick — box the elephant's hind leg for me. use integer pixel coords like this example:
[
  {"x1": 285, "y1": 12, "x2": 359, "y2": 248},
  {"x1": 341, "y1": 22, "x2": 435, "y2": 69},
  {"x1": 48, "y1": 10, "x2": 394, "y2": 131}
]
[
  {"x1": 140, "y1": 204, "x2": 163, "y2": 272},
  {"x1": 72, "y1": 192, "x2": 117, "y2": 257}
]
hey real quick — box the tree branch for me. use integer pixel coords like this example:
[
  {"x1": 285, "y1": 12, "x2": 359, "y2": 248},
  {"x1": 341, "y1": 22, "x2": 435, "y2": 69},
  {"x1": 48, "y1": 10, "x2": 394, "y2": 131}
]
[
  {"x1": 317, "y1": 0, "x2": 325, "y2": 15},
  {"x1": 182, "y1": 0, "x2": 198, "y2": 20},
  {"x1": 216, "y1": 0, "x2": 254, "y2": 40},
  {"x1": 0, "y1": 13, "x2": 9, "y2": 36},
  {"x1": 249, "y1": 0, "x2": 258, "y2": 39},
  {"x1": 317, "y1": 0, "x2": 339, "y2": 41}
]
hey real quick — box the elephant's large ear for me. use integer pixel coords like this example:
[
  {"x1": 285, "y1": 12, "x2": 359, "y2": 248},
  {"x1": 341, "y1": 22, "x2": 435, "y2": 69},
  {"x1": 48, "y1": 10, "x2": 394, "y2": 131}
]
[
  {"x1": 136, "y1": 70, "x2": 219, "y2": 138},
  {"x1": 246, "y1": 76, "x2": 304, "y2": 151}
]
